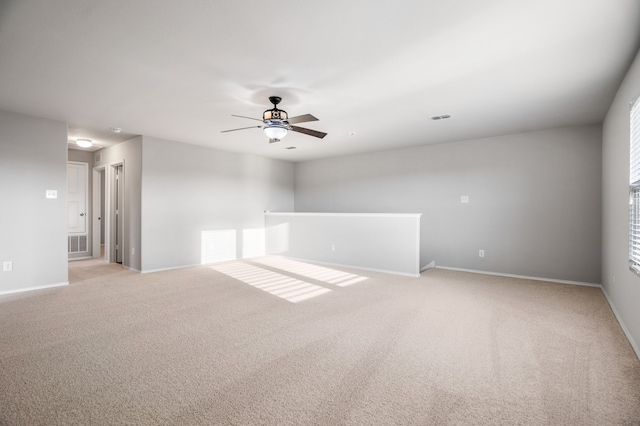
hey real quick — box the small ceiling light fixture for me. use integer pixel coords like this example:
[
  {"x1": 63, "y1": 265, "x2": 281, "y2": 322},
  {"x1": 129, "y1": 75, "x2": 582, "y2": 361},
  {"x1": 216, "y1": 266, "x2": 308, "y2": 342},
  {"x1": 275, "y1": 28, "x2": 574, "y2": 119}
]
[
  {"x1": 109, "y1": 127, "x2": 122, "y2": 133},
  {"x1": 76, "y1": 138, "x2": 93, "y2": 148}
]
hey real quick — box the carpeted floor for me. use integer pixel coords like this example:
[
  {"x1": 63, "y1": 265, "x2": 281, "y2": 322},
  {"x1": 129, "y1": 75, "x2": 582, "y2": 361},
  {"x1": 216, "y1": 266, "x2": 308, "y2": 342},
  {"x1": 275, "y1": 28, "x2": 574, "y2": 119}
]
[{"x1": 0, "y1": 257, "x2": 639, "y2": 425}]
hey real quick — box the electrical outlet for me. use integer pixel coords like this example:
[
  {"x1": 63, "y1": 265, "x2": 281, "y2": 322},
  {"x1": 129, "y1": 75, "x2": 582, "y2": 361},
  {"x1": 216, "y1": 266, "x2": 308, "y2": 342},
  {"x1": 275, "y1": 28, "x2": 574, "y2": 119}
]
[
  {"x1": 131, "y1": 247, "x2": 135, "y2": 255},
  {"x1": 331, "y1": 244, "x2": 336, "y2": 252},
  {"x1": 3, "y1": 261, "x2": 12, "y2": 272},
  {"x1": 461, "y1": 196, "x2": 469, "y2": 203},
  {"x1": 479, "y1": 250, "x2": 485, "y2": 258}
]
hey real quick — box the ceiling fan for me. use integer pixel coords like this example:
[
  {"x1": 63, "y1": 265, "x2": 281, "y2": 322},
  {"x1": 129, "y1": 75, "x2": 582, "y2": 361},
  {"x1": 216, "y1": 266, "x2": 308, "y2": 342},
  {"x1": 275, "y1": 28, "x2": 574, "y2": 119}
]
[{"x1": 221, "y1": 96, "x2": 327, "y2": 143}]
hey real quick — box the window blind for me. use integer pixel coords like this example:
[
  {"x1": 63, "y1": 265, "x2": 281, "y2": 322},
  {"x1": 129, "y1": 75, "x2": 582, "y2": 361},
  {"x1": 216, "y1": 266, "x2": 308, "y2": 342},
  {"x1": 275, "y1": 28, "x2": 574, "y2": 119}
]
[{"x1": 629, "y1": 98, "x2": 640, "y2": 272}]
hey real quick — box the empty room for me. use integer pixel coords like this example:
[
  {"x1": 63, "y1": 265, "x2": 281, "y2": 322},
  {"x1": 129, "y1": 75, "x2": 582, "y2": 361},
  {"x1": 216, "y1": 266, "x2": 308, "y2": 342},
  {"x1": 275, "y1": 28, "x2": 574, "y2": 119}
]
[{"x1": 1, "y1": 1, "x2": 640, "y2": 424}]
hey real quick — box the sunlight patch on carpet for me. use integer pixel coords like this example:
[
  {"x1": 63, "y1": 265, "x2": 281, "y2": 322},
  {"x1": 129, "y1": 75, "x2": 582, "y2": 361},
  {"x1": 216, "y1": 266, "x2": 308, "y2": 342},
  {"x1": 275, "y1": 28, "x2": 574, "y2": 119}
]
[
  {"x1": 210, "y1": 262, "x2": 331, "y2": 303},
  {"x1": 253, "y1": 257, "x2": 369, "y2": 287}
]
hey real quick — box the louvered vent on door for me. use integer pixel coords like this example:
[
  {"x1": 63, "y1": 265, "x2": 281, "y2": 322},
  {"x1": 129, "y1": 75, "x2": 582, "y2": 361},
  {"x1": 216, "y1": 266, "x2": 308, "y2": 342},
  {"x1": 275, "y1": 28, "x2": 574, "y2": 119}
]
[{"x1": 68, "y1": 235, "x2": 88, "y2": 253}]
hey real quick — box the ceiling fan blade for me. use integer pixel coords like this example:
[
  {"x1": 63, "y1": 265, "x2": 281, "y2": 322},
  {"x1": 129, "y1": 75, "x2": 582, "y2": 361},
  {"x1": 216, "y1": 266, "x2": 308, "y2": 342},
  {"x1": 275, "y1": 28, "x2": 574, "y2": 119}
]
[
  {"x1": 290, "y1": 125, "x2": 327, "y2": 139},
  {"x1": 221, "y1": 125, "x2": 262, "y2": 133},
  {"x1": 231, "y1": 114, "x2": 263, "y2": 122},
  {"x1": 287, "y1": 114, "x2": 318, "y2": 124}
]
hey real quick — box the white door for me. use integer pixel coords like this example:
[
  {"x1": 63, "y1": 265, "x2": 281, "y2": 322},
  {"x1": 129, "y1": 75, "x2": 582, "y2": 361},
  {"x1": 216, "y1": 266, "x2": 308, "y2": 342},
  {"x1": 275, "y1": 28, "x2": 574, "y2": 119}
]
[{"x1": 68, "y1": 162, "x2": 88, "y2": 234}]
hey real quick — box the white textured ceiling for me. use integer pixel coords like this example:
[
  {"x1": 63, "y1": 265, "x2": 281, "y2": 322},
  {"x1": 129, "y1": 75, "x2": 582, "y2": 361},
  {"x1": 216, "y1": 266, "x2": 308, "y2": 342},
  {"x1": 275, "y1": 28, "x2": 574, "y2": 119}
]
[{"x1": 1, "y1": 0, "x2": 639, "y2": 161}]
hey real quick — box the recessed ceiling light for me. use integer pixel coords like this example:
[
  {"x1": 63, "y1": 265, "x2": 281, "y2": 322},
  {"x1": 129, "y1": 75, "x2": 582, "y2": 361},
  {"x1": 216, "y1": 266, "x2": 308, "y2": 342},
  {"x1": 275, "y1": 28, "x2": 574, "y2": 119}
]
[{"x1": 110, "y1": 127, "x2": 122, "y2": 133}]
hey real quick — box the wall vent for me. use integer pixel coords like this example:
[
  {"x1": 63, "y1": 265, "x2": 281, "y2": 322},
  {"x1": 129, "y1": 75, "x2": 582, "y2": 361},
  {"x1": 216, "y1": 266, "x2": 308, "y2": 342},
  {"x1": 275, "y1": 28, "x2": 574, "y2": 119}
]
[
  {"x1": 95, "y1": 152, "x2": 103, "y2": 163},
  {"x1": 68, "y1": 235, "x2": 88, "y2": 253}
]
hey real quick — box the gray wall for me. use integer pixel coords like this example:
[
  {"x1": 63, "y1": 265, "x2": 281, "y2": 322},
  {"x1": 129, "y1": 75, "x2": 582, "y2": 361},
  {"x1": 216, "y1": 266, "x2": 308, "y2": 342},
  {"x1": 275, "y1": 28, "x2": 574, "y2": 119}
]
[
  {"x1": 295, "y1": 125, "x2": 602, "y2": 284},
  {"x1": 68, "y1": 149, "x2": 94, "y2": 164},
  {"x1": 140, "y1": 137, "x2": 294, "y2": 272},
  {"x1": 265, "y1": 213, "x2": 422, "y2": 276},
  {"x1": 94, "y1": 137, "x2": 143, "y2": 271},
  {"x1": 602, "y1": 48, "x2": 640, "y2": 354},
  {"x1": 0, "y1": 110, "x2": 68, "y2": 293}
]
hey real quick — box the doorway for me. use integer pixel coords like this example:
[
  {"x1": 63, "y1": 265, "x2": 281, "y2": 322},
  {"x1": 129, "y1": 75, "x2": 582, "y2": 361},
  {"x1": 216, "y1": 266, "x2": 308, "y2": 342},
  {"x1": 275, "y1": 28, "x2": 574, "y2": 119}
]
[
  {"x1": 90, "y1": 162, "x2": 125, "y2": 265},
  {"x1": 67, "y1": 161, "x2": 89, "y2": 259}
]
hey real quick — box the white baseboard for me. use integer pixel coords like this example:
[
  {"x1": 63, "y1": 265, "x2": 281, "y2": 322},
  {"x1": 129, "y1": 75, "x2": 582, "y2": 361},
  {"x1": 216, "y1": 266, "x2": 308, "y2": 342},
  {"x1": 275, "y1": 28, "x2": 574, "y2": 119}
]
[
  {"x1": 140, "y1": 263, "x2": 199, "y2": 274},
  {"x1": 434, "y1": 265, "x2": 601, "y2": 288},
  {"x1": 0, "y1": 282, "x2": 68, "y2": 296},
  {"x1": 600, "y1": 287, "x2": 640, "y2": 361},
  {"x1": 420, "y1": 261, "x2": 436, "y2": 272},
  {"x1": 68, "y1": 256, "x2": 92, "y2": 261}
]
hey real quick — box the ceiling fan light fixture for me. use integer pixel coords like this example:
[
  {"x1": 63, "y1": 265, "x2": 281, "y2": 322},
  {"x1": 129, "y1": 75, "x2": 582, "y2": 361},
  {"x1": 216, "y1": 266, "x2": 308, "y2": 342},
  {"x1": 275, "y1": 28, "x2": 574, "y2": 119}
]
[
  {"x1": 76, "y1": 138, "x2": 93, "y2": 148},
  {"x1": 264, "y1": 125, "x2": 288, "y2": 140}
]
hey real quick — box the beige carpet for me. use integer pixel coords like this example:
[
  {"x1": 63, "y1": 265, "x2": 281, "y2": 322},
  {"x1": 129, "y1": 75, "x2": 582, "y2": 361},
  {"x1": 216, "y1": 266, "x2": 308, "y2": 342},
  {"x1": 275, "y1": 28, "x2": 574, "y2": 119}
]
[{"x1": 0, "y1": 257, "x2": 639, "y2": 425}]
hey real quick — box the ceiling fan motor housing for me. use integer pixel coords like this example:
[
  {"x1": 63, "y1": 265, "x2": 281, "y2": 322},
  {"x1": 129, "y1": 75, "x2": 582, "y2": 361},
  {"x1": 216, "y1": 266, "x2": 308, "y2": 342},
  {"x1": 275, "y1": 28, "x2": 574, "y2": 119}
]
[
  {"x1": 263, "y1": 95, "x2": 288, "y2": 121},
  {"x1": 263, "y1": 108, "x2": 288, "y2": 121}
]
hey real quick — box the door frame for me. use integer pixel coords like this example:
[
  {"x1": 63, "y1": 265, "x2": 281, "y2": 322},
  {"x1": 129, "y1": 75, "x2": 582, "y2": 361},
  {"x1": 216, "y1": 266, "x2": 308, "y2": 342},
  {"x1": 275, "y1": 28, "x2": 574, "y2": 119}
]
[
  {"x1": 92, "y1": 165, "x2": 105, "y2": 259},
  {"x1": 109, "y1": 162, "x2": 125, "y2": 264}
]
